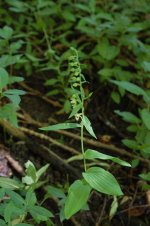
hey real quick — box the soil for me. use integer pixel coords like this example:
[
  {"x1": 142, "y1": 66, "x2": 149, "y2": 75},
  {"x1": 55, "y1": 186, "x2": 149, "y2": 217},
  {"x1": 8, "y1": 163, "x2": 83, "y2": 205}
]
[{"x1": 1, "y1": 78, "x2": 150, "y2": 226}]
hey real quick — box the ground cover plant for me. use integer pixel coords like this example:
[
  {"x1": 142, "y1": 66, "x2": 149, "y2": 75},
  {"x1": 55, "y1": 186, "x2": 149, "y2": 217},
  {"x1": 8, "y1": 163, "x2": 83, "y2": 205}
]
[{"x1": 0, "y1": 0, "x2": 150, "y2": 225}]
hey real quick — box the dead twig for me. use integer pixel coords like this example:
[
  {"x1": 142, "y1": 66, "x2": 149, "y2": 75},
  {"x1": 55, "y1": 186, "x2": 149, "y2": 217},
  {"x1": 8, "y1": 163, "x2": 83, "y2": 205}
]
[
  {"x1": 0, "y1": 120, "x2": 80, "y2": 179},
  {"x1": 95, "y1": 197, "x2": 107, "y2": 226},
  {"x1": 20, "y1": 127, "x2": 79, "y2": 155},
  {"x1": 17, "y1": 113, "x2": 150, "y2": 164},
  {"x1": 39, "y1": 145, "x2": 81, "y2": 178},
  {"x1": 117, "y1": 203, "x2": 150, "y2": 214},
  {"x1": 0, "y1": 119, "x2": 79, "y2": 155},
  {"x1": 20, "y1": 82, "x2": 62, "y2": 108}
]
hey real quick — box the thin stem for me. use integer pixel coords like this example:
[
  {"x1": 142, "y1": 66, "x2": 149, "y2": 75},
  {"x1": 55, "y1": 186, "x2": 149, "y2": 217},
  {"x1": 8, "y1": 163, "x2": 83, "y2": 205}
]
[
  {"x1": 70, "y1": 48, "x2": 87, "y2": 171},
  {"x1": 43, "y1": 26, "x2": 51, "y2": 51},
  {"x1": 36, "y1": 10, "x2": 51, "y2": 52},
  {"x1": 79, "y1": 76, "x2": 86, "y2": 171},
  {"x1": 81, "y1": 122, "x2": 86, "y2": 171}
]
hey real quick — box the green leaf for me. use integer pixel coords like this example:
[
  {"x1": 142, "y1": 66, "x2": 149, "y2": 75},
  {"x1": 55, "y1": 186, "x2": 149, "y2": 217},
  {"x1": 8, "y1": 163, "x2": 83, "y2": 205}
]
[
  {"x1": 36, "y1": 164, "x2": 49, "y2": 181},
  {"x1": 64, "y1": 180, "x2": 91, "y2": 219},
  {"x1": 109, "y1": 196, "x2": 118, "y2": 220},
  {"x1": 16, "y1": 224, "x2": 33, "y2": 226},
  {"x1": 6, "y1": 0, "x2": 28, "y2": 12},
  {"x1": 131, "y1": 159, "x2": 139, "y2": 168},
  {"x1": 84, "y1": 149, "x2": 131, "y2": 167},
  {"x1": 9, "y1": 76, "x2": 24, "y2": 84},
  {"x1": 83, "y1": 167, "x2": 123, "y2": 196},
  {"x1": 140, "y1": 144, "x2": 150, "y2": 153},
  {"x1": 63, "y1": 10, "x2": 76, "y2": 22},
  {"x1": 111, "y1": 91, "x2": 120, "y2": 104},
  {"x1": 0, "y1": 188, "x2": 5, "y2": 199},
  {"x1": 25, "y1": 53, "x2": 41, "y2": 62},
  {"x1": 141, "y1": 61, "x2": 150, "y2": 72},
  {"x1": 0, "y1": 177, "x2": 21, "y2": 189},
  {"x1": 122, "y1": 139, "x2": 138, "y2": 149},
  {"x1": 4, "y1": 202, "x2": 14, "y2": 223},
  {"x1": 0, "y1": 67, "x2": 9, "y2": 90},
  {"x1": 22, "y1": 161, "x2": 36, "y2": 184},
  {"x1": 0, "y1": 26, "x2": 13, "y2": 39},
  {"x1": 25, "y1": 189, "x2": 37, "y2": 207},
  {"x1": 3, "y1": 89, "x2": 26, "y2": 95},
  {"x1": 29, "y1": 206, "x2": 53, "y2": 221},
  {"x1": 40, "y1": 123, "x2": 81, "y2": 131},
  {"x1": 140, "y1": 172, "x2": 150, "y2": 181},
  {"x1": 111, "y1": 80, "x2": 148, "y2": 98},
  {"x1": 115, "y1": 110, "x2": 141, "y2": 124},
  {"x1": 47, "y1": 185, "x2": 66, "y2": 199},
  {"x1": 44, "y1": 78, "x2": 58, "y2": 86},
  {"x1": 6, "y1": 190, "x2": 25, "y2": 207},
  {"x1": 10, "y1": 40, "x2": 24, "y2": 52},
  {"x1": 0, "y1": 219, "x2": 6, "y2": 226},
  {"x1": 98, "y1": 38, "x2": 120, "y2": 60},
  {"x1": 141, "y1": 108, "x2": 150, "y2": 130},
  {"x1": 127, "y1": 125, "x2": 138, "y2": 132},
  {"x1": 22, "y1": 176, "x2": 34, "y2": 185},
  {"x1": 98, "y1": 68, "x2": 113, "y2": 80},
  {"x1": 0, "y1": 103, "x2": 18, "y2": 127},
  {"x1": 4, "y1": 203, "x2": 25, "y2": 224},
  {"x1": 69, "y1": 103, "x2": 82, "y2": 118},
  {"x1": 4, "y1": 94, "x2": 21, "y2": 105},
  {"x1": 82, "y1": 116, "x2": 97, "y2": 139},
  {"x1": 64, "y1": 100, "x2": 71, "y2": 113},
  {"x1": 46, "y1": 89, "x2": 60, "y2": 96},
  {"x1": 0, "y1": 54, "x2": 21, "y2": 67}
]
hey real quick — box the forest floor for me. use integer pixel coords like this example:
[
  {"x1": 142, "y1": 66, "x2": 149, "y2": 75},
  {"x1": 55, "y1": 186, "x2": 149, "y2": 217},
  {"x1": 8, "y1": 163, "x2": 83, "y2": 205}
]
[{"x1": 0, "y1": 76, "x2": 150, "y2": 226}]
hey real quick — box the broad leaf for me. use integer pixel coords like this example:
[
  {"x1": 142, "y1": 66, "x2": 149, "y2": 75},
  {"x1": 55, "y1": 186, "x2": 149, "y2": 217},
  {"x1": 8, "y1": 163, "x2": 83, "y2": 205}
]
[
  {"x1": 4, "y1": 94, "x2": 21, "y2": 105},
  {"x1": 0, "y1": 103, "x2": 18, "y2": 127},
  {"x1": 29, "y1": 206, "x2": 53, "y2": 221},
  {"x1": 4, "y1": 202, "x2": 14, "y2": 223},
  {"x1": 122, "y1": 139, "x2": 138, "y2": 149},
  {"x1": 64, "y1": 180, "x2": 91, "y2": 219},
  {"x1": 25, "y1": 189, "x2": 37, "y2": 207},
  {"x1": 84, "y1": 149, "x2": 131, "y2": 167},
  {"x1": 0, "y1": 177, "x2": 21, "y2": 189},
  {"x1": 111, "y1": 80, "x2": 149, "y2": 101},
  {"x1": 47, "y1": 185, "x2": 66, "y2": 199},
  {"x1": 6, "y1": 190, "x2": 25, "y2": 207},
  {"x1": 0, "y1": 219, "x2": 6, "y2": 226},
  {"x1": 9, "y1": 76, "x2": 24, "y2": 84},
  {"x1": 22, "y1": 161, "x2": 36, "y2": 184},
  {"x1": 0, "y1": 54, "x2": 21, "y2": 67},
  {"x1": 83, "y1": 167, "x2": 123, "y2": 196},
  {"x1": 0, "y1": 26, "x2": 13, "y2": 39},
  {"x1": 111, "y1": 91, "x2": 120, "y2": 104},
  {"x1": 115, "y1": 110, "x2": 141, "y2": 124},
  {"x1": 140, "y1": 172, "x2": 150, "y2": 181},
  {"x1": 3, "y1": 89, "x2": 26, "y2": 95},
  {"x1": 142, "y1": 61, "x2": 150, "y2": 72},
  {"x1": 98, "y1": 38, "x2": 120, "y2": 60},
  {"x1": 44, "y1": 78, "x2": 58, "y2": 86}
]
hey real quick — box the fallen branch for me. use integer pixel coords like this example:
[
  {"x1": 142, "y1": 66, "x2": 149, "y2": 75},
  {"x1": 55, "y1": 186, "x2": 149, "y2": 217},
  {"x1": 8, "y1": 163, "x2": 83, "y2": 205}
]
[
  {"x1": 20, "y1": 82, "x2": 62, "y2": 108},
  {"x1": 0, "y1": 120, "x2": 80, "y2": 179},
  {"x1": 1, "y1": 117, "x2": 149, "y2": 164},
  {"x1": 18, "y1": 113, "x2": 149, "y2": 164}
]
